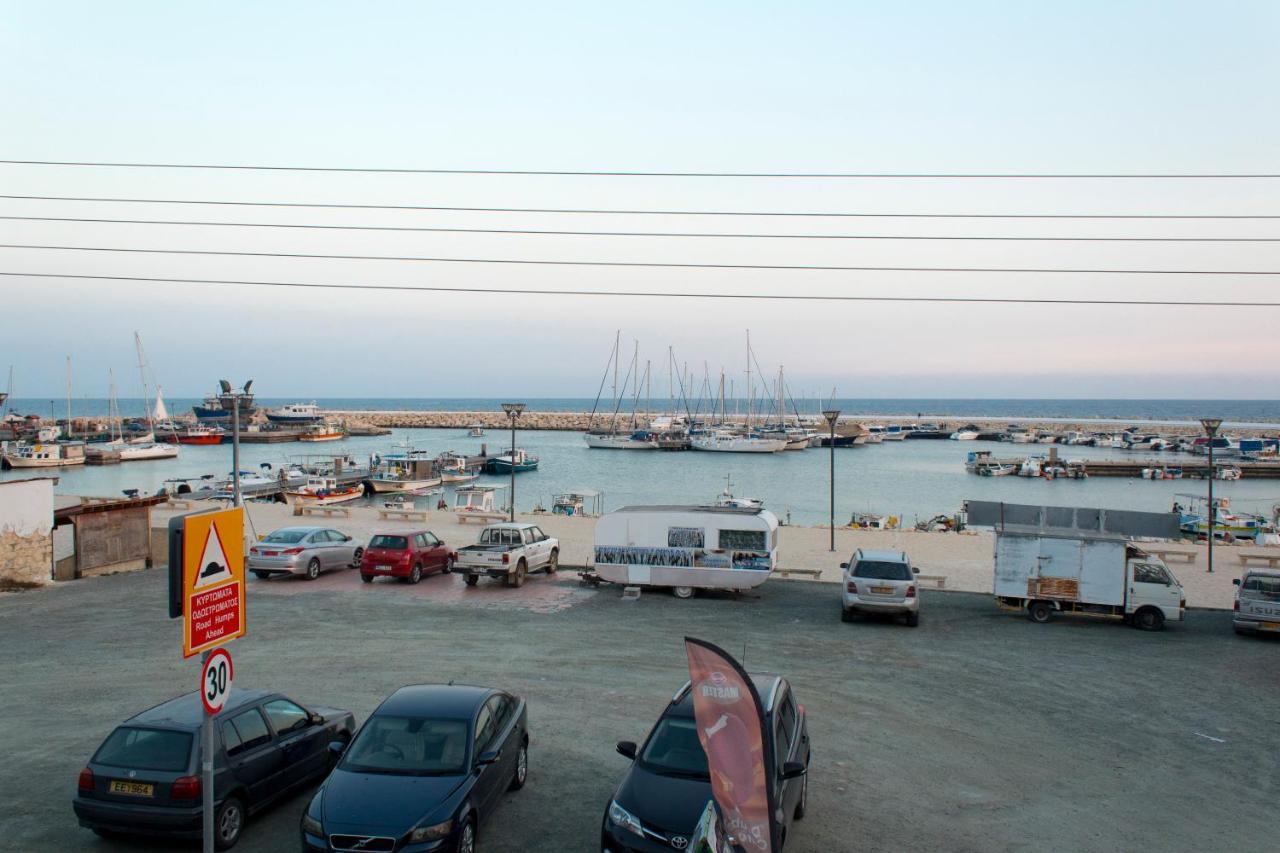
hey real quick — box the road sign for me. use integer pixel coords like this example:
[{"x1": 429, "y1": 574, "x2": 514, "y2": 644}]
[
  {"x1": 200, "y1": 648, "x2": 234, "y2": 715},
  {"x1": 181, "y1": 507, "x2": 246, "y2": 658}
]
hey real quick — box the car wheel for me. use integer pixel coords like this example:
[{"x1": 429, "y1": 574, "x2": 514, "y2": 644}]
[
  {"x1": 442, "y1": 556, "x2": 453, "y2": 574},
  {"x1": 457, "y1": 816, "x2": 476, "y2": 853},
  {"x1": 1027, "y1": 600, "x2": 1053, "y2": 624},
  {"x1": 905, "y1": 611, "x2": 920, "y2": 628},
  {"x1": 794, "y1": 770, "x2": 808, "y2": 820},
  {"x1": 350, "y1": 547, "x2": 363, "y2": 568},
  {"x1": 251, "y1": 570, "x2": 269, "y2": 580},
  {"x1": 360, "y1": 573, "x2": 373, "y2": 584},
  {"x1": 509, "y1": 740, "x2": 528, "y2": 790},
  {"x1": 546, "y1": 549, "x2": 558, "y2": 574},
  {"x1": 465, "y1": 574, "x2": 478, "y2": 587},
  {"x1": 840, "y1": 606, "x2": 855, "y2": 623},
  {"x1": 305, "y1": 558, "x2": 321, "y2": 581},
  {"x1": 1133, "y1": 607, "x2": 1165, "y2": 631},
  {"x1": 408, "y1": 564, "x2": 422, "y2": 585},
  {"x1": 213, "y1": 795, "x2": 244, "y2": 850},
  {"x1": 673, "y1": 586, "x2": 694, "y2": 599}
]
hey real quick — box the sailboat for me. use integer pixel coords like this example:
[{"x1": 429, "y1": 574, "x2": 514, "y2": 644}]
[
  {"x1": 100, "y1": 335, "x2": 180, "y2": 461},
  {"x1": 584, "y1": 334, "x2": 660, "y2": 450},
  {"x1": 691, "y1": 333, "x2": 787, "y2": 454}
]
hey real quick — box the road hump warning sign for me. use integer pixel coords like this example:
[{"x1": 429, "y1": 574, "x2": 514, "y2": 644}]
[{"x1": 182, "y1": 507, "x2": 246, "y2": 658}]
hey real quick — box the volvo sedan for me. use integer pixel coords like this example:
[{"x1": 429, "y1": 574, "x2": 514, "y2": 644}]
[{"x1": 248, "y1": 527, "x2": 364, "y2": 580}]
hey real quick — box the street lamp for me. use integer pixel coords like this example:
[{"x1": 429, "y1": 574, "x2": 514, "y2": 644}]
[
  {"x1": 823, "y1": 409, "x2": 841, "y2": 552},
  {"x1": 218, "y1": 380, "x2": 255, "y2": 507},
  {"x1": 501, "y1": 402, "x2": 526, "y2": 522},
  {"x1": 1200, "y1": 417, "x2": 1223, "y2": 573}
]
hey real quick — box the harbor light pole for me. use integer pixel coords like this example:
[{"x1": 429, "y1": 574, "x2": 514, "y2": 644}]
[
  {"x1": 1200, "y1": 417, "x2": 1222, "y2": 573},
  {"x1": 501, "y1": 402, "x2": 525, "y2": 522},
  {"x1": 219, "y1": 380, "x2": 254, "y2": 508},
  {"x1": 823, "y1": 409, "x2": 840, "y2": 552}
]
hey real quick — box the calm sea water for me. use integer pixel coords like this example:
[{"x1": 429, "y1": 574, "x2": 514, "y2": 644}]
[
  {"x1": 6, "y1": 397, "x2": 1280, "y2": 424},
  {"x1": 6, "y1": 427, "x2": 1278, "y2": 526}
]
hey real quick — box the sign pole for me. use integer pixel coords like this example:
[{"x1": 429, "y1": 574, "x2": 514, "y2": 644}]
[{"x1": 201, "y1": 649, "x2": 214, "y2": 853}]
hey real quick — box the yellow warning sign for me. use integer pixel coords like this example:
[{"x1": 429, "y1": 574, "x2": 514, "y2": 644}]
[{"x1": 182, "y1": 507, "x2": 246, "y2": 658}]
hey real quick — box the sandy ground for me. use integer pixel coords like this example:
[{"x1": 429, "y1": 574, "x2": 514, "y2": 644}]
[{"x1": 150, "y1": 501, "x2": 1259, "y2": 609}]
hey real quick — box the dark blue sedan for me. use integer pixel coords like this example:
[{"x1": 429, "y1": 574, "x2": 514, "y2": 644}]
[{"x1": 301, "y1": 684, "x2": 529, "y2": 853}]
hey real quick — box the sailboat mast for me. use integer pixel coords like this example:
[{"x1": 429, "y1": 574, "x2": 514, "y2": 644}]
[
  {"x1": 134, "y1": 331, "x2": 154, "y2": 431},
  {"x1": 66, "y1": 356, "x2": 72, "y2": 438},
  {"x1": 612, "y1": 330, "x2": 620, "y2": 410},
  {"x1": 745, "y1": 330, "x2": 752, "y2": 428}
]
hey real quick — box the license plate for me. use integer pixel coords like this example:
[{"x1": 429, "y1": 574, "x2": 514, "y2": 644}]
[
  {"x1": 1260, "y1": 621, "x2": 1280, "y2": 631},
  {"x1": 377, "y1": 565, "x2": 392, "y2": 571},
  {"x1": 871, "y1": 586, "x2": 893, "y2": 594},
  {"x1": 109, "y1": 780, "x2": 154, "y2": 797}
]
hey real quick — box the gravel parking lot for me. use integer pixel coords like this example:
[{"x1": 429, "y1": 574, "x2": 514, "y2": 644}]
[{"x1": 0, "y1": 569, "x2": 1275, "y2": 852}]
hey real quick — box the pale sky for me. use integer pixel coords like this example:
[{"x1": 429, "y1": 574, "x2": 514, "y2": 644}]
[{"x1": 2, "y1": 1, "x2": 1278, "y2": 399}]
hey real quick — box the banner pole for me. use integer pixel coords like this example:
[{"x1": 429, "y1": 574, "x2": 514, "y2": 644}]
[{"x1": 201, "y1": 649, "x2": 214, "y2": 853}]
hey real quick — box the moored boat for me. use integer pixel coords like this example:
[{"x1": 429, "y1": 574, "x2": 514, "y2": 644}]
[
  {"x1": 584, "y1": 429, "x2": 659, "y2": 450},
  {"x1": 265, "y1": 402, "x2": 323, "y2": 425},
  {"x1": 286, "y1": 476, "x2": 363, "y2": 506},
  {"x1": 176, "y1": 425, "x2": 226, "y2": 445},
  {"x1": 369, "y1": 449, "x2": 443, "y2": 493},
  {"x1": 299, "y1": 422, "x2": 344, "y2": 442},
  {"x1": 483, "y1": 448, "x2": 539, "y2": 473},
  {"x1": 2, "y1": 440, "x2": 86, "y2": 468},
  {"x1": 691, "y1": 430, "x2": 786, "y2": 453}
]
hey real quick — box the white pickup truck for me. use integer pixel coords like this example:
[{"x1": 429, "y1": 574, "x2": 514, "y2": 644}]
[{"x1": 451, "y1": 523, "x2": 560, "y2": 587}]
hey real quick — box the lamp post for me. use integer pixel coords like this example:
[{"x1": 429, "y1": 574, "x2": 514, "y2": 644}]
[
  {"x1": 823, "y1": 409, "x2": 841, "y2": 552},
  {"x1": 501, "y1": 402, "x2": 526, "y2": 522},
  {"x1": 1200, "y1": 417, "x2": 1223, "y2": 573},
  {"x1": 218, "y1": 380, "x2": 254, "y2": 508}
]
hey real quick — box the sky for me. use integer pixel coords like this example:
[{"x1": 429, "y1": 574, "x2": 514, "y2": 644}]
[{"x1": 2, "y1": 1, "x2": 1278, "y2": 400}]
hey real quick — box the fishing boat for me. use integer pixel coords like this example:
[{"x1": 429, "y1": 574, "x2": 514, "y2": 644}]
[
  {"x1": 1178, "y1": 496, "x2": 1273, "y2": 540},
  {"x1": 1141, "y1": 466, "x2": 1183, "y2": 480},
  {"x1": 369, "y1": 449, "x2": 443, "y2": 493},
  {"x1": 467, "y1": 423, "x2": 485, "y2": 437},
  {"x1": 176, "y1": 425, "x2": 225, "y2": 445},
  {"x1": 484, "y1": 448, "x2": 539, "y2": 473},
  {"x1": 551, "y1": 488, "x2": 603, "y2": 517},
  {"x1": 2, "y1": 440, "x2": 86, "y2": 468},
  {"x1": 437, "y1": 452, "x2": 479, "y2": 484},
  {"x1": 286, "y1": 476, "x2": 363, "y2": 506},
  {"x1": 977, "y1": 462, "x2": 1017, "y2": 477},
  {"x1": 299, "y1": 422, "x2": 344, "y2": 442},
  {"x1": 714, "y1": 477, "x2": 763, "y2": 509},
  {"x1": 265, "y1": 402, "x2": 323, "y2": 425},
  {"x1": 454, "y1": 484, "x2": 507, "y2": 518}
]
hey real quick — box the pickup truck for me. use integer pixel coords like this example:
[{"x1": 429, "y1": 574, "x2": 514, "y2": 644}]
[{"x1": 452, "y1": 523, "x2": 559, "y2": 587}]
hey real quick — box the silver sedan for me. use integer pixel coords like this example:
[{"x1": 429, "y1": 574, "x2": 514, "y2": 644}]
[{"x1": 247, "y1": 526, "x2": 364, "y2": 580}]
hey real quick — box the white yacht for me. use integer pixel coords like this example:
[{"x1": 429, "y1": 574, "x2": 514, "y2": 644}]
[
  {"x1": 583, "y1": 430, "x2": 660, "y2": 450},
  {"x1": 691, "y1": 430, "x2": 787, "y2": 453}
]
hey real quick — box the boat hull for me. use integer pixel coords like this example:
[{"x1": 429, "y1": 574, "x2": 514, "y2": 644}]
[
  {"x1": 177, "y1": 434, "x2": 224, "y2": 446},
  {"x1": 299, "y1": 433, "x2": 343, "y2": 442},
  {"x1": 484, "y1": 459, "x2": 539, "y2": 473},
  {"x1": 368, "y1": 477, "x2": 442, "y2": 493},
  {"x1": 691, "y1": 437, "x2": 786, "y2": 453},
  {"x1": 583, "y1": 433, "x2": 659, "y2": 450},
  {"x1": 2, "y1": 454, "x2": 85, "y2": 468}
]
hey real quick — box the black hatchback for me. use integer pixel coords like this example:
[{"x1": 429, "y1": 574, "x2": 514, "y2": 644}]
[
  {"x1": 73, "y1": 688, "x2": 355, "y2": 850},
  {"x1": 602, "y1": 675, "x2": 810, "y2": 853},
  {"x1": 302, "y1": 684, "x2": 528, "y2": 853}
]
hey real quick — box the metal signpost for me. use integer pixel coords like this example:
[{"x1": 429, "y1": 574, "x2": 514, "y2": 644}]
[
  {"x1": 170, "y1": 506, "x2": 247, "y2": 852},
  {"x1": 823, "y1": 409, "x2": 840, "y2": 552}
]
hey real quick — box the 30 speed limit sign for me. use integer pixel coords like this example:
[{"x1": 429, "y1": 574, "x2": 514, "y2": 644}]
[{"x1": 200, "y1": 648, "x2": 234, "y2": 715}]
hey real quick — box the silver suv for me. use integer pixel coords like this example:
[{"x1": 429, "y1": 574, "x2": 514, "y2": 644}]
[
  {"x1": 1233, "y1": 569, "x2": 1280, "y2": 635},
  {"x1": 840, "y1": 549, "x2": 921, "y2": 627}
]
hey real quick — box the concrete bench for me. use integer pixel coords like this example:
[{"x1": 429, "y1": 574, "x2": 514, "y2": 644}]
[
  {"x1": 166, "y1": 499, "x2": 193, "y2": 510},
  {"x1": 915, "y1": 574, "x2": 948, "y2": 589},
  {"x1": 378, "y1": 508, "x2": 429, "y2": 522},
  {"x1": 456, "y1": 512, "x2": 508, "y2": 524},
  {"x1": 1146, "y1": 548, "x2": 1197, "y2": 563},
  {"x1": 300, "y1": 505, "x2": 352, "y2": 518},
  {"x1": 1238, "y1": 551, "x2": 1280, "y2": 568}
]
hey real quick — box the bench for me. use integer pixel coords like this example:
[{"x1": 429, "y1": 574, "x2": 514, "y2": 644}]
[
  {"x1": 378, "y1": 508, "x2": 429, "y2": 522},
  {"x1": 166, "y1": 499, "x2": 193, "y2": 510},
  {"x1": 299, "y1": 505, "x2": 351, "y2": 518},
  {"x1": 915, "y1": 574, "x2": 948, "y2": 589},
  {"x1": 1145, "y1": 548, "x2": 1197, "y2": 563},
  {"x1": 1238, "y1": 551, "x2": 1280, "y2": 568},
  {"x1": 774, "y1": 567, "x2": 824, "y2": 579},
  {"x1": 456, "y1": 512, "x2": 508, "y2": 524}
]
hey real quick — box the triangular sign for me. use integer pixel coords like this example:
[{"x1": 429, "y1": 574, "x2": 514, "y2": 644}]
[{"x1": 194, "y1": 525, "x2": 233, "y2": 589}]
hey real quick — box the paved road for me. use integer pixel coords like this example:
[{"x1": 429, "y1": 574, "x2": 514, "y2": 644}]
[{"x1": 0, "y1": 568, "x2": 1275, "y2": 852}]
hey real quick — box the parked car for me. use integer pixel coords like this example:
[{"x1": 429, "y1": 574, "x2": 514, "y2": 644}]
[
  {"x1": 302, "y1": 684, "x2": 528, "y2": 853},
  {"x1": 248, "y1": 527, "x2": 364, "y2": 581},
  {"x1": 452, "y1": 523, "x2": 559, "y2": 588},
  {"x1": 73, "y1": 688, "x2": 355, "y2": 850},
  {"x1": 602, "y1": 675, "x2": 809, "y2": 853},
  {"x1": 360, "y1": 529, "x2": 451, "y2": 584},
  {"x1": 1233, "y1": 569, "x2": 1280, "y2": 635},
  {"x1": 841, "y1": 548, "x2": 921, "y2": 626}
]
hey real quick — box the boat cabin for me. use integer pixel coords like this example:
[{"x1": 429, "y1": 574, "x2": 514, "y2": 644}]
[
  {"x1": 454, "y1": 484, "x2": 506, "y2": 515},
  {"x1": 552, "y1": 488, "x2": 603, "y2": 517}
]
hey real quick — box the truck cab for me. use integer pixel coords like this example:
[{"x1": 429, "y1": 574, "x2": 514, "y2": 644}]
[
  {"x1": 1124, "y1": 553, "x2": 1186, "y2": 629},
  {"x1": 1232, "y1": 569, "x2": 1280, "y2": 635}
]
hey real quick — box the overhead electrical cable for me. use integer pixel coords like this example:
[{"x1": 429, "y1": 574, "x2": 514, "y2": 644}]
[
  {"x1": 3, "y1": 214, "x2": 1279, "y2": 242},
  {"x1": 3, "y1": 271, "x2": 1277, "y2": 307},
  {"x1": 3, "y1": 243, "x2": 1280, "y2": 275}
]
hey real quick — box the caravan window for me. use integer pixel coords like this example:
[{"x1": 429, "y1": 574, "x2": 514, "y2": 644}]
[
  {"x1": 719, "y1": 529, "x2": 767, "y2": 551},
  {"x1": 668, "y1": 527, "x2": 705, "y2": 548}
]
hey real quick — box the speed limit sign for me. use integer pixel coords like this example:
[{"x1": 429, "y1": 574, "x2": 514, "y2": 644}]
[{"x1": 200, "y1": 648, "x2": 234, "y2": 715}]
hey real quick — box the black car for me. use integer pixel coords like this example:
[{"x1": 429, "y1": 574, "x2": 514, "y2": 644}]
[
  {"x1": 302, "y1": 684, "x2": 528, "y2": 853},
  {"x1": 602, "y1": 676, "x2": 810, "y2": 853},
  {"x1": 74, "y1": 688, "x2": 356, "y2": 850}
]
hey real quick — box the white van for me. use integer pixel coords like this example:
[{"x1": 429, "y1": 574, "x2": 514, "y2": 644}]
[{"x1": 593, "y1": 505, "x2": 779, "y2": 598}]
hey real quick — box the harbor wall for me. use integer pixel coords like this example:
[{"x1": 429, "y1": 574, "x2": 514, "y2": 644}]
[{"x1": 0, "y1": 478, "x2": 54, "y2": 586}]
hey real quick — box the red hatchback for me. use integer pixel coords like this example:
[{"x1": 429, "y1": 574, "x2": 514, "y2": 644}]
[{"x1": 360, "y1": 530, "x2": 452, "y2": 584}]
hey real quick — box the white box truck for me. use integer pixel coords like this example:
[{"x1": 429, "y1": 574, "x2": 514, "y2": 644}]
[{"x1": 994, "y1": 530, "x2": 1186, "y2": 630}]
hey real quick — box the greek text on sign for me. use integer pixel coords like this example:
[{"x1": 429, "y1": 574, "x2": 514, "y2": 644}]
[{"x1": 182, "y1": 507, "x2": 246, "y2": 658}]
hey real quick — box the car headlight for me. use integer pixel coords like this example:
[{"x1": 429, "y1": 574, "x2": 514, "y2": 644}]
[
  {"x1": 301, "y1": 813, "x2": 323, "y2": 836},
  {"x1": 608, "y1": 800, "x2": 644, "y2": 838},
  {"x1": 409, "y1": 819, "x2": 454, "y2": 842}
]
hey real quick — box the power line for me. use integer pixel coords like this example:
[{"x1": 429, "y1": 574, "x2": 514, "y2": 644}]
[
  {"x1": 4, "y1": 271, "x2": 1277, "y2": 307},
  {"x1": 5, "y1": 194, "x2": 1277, "y2": 220},
  {"x1": 5, "y1": 214, "x2": 1279, "y2": 242},
  {"x1": 4, "y1": 243, "x2": 1280, "y2": 275},
  {"x1": 1, "y1": 159, "x2": 1278, "y2": 178}
]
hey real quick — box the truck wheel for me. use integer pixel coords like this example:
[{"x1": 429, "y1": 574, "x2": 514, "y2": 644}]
[
  {"x1": 465, "y1": 574, "x2": 478, "y2": 587},
  {"x1": 514, "y1": 560, "x2": 528, "y2": 588},
  {"x1": 673, "y1": 586, "x2": 694, "y2": 599},
  {"x1": 408, "y1": 564, "x2": 422, "y2": 585},
  {"x1": 546, "y1": 549, "x2": 558, "y2": 574},
  {"x1": 1027, "y1": 600, "x2": 1053, "y2": 624},
  {"x1": 1133, "y1": 607, "x2": 1165, "y2": 631},
  {"x1": 905, "y1": 611, "x2": 920, "y2": 628}
]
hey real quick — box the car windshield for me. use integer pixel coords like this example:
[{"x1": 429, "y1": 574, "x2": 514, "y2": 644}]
[
  {"x1": 369, "y1": 535, "x2": 408, "y2": 550},
  {"x1": 639, "y1": 716, "x2": 709, "y2": 780},
  {"x1": 93, "y1": 727, "x2": 193, "y2": 772},
  {"x1": 340, "y1": 715, "x2": 468, "y2": 776},
  {"x1": 262, "y1": 529, "x2": 308, "y2": 544},
  {"x1": 853, "y1": 560, "x2": 911, "y2": 580}
]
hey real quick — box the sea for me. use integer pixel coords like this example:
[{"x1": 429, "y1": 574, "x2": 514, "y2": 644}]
[{"x1": 5, "y1": 397, "x2": 1279, "y2": 527}]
